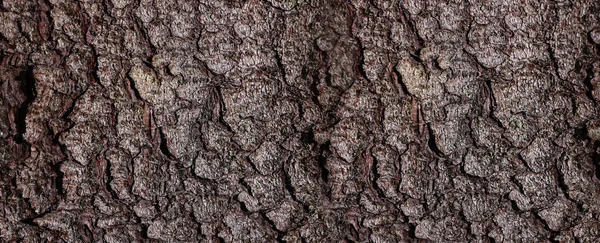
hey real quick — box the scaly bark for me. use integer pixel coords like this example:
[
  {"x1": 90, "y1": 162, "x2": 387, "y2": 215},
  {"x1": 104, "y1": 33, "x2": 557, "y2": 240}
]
[{"x1": 1, "y1": 0, "x2": 600, "y2": 242}]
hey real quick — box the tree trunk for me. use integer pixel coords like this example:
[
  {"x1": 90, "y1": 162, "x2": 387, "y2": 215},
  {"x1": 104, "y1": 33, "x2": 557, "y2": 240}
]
[{"x1": 1, "y1": 0, "x2": 600, "y2": 242}]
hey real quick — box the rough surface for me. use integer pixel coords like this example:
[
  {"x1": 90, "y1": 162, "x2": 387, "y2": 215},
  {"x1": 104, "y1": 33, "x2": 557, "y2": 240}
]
[{"x1": 1, "y1": 0, "x2": 600, "y2": 242}]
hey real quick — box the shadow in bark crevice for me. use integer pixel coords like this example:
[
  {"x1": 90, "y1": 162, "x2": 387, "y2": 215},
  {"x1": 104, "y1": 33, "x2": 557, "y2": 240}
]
[
  {"x1": 593, "y1": 141, "x2": 600, "y2": 181},
  {"x1": 14, "y1": 66, "x2": 36, "y2": 145}
]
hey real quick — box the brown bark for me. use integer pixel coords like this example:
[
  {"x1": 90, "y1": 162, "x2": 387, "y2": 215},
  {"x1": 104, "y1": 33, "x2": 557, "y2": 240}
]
[{"x1": 1, "y1": 0, "x2": 600, "y2": 242}]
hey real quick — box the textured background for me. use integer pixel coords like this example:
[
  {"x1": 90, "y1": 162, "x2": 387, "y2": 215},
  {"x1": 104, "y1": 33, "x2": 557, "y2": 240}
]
[{"x1": 1, "y1": 0, "x2": 600, "y2": 242}]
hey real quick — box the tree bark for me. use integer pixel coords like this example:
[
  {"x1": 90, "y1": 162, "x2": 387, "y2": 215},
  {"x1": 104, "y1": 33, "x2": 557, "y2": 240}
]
[{"x1": 1, "y1": 0, "x2": 600, "y2": 242}]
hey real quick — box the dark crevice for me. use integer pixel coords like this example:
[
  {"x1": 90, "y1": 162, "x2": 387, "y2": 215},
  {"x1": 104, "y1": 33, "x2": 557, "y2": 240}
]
[
  {"x1": 21, "y1": 217, "x2": 36, "y2": 226},
  {"x1": 546, "y1": 44, "x2": 562, "y2": 81},
  {"x1": 468, "y1": 124, "x2": 481, "y2": 149},
  {"x1": 531, "y1": 210, "x2": 558, "y2": 236},
  {"x1": 407, "y1": 223, "x2": 417, "y2": 239},
  {"x1": 282, "y1": 158, "x2": 310, "y2": 214},
  {"x1": 317, "y1": 141, "x2": 330, "y2": 186},
  {"x1": 309, "y1": 73, "x2": 322, "y2": 108},
  {"x1": 51, "y1": 161, "x2": 64, "y2": 196},
  {"x1": 297, "y1": 102, "x2": 305, "y2": 122},
  {"x1": 341, "y1": 0, "x2": 368, "y2": 81},
  {"x1": 103, "y1": 152, "x2": 120, "y2": 200},
  {"x1": 398, "y1": 5, "x2": 424, "y2": 52},
  {"x1": 484, "y1": 235, "x2": 497, "y2": 243},
  {"x1": 88, "y1": 41, "x2": 105, "y2": 89},
  {"x1": 583, "y1": 67, "x2": 597, "y2": 104},
  {"x1": 20, "y1": 206, "x2": 55, "y2": 227},
  {"x1": 555, "y1": 153, "x2": 575, "y2": 202},
  {"x1": 61, "y1": 87, "x2": 89, "y2": 122},
  {"x1": 352, "y1": 36, "x2": 369, "y2": 81},
  {"x1": 132, "y1": 9, "x2": 158, "y2": 57},
  {"x1": 393, "y1": 65, "x2": 411, "y2": 97},
  {"x1": 127, "y1": 76, "x2": 145, "y2": 102},
  {"x1": 593, "y1": 141, "x2": 600, "y2": 181},
  {"x1": 426, "y1": 124, "x2": 444, "y2": 156},
  {"x1": 52, "y1": 133, "x2": 71, "y2": 161},
  {"x1": 140, "y1": 225, "x2": 149, "y2": 239},
  {"x1": 282, "y1": 167, "x2": 298, "y2": 201},
  {"x1": 273, "y1": 44, "x2": 287, "y2": 85},
  {"x1": 14, "y1": 66, "x2": 36, "y2": 145},
  {"x1": 40, "y1": 0, "x2": 54, "y2": 41},
  {"x1": 259, "y1": 211, "x2": 285, "y2": 242},
  {"x1": 345, "y1": 224, "x2": 360, "y2": 242},
  {"x1": 61, "y1": 98, "x2": 77, "y2": 122},
  {"x1": 300, "y1": 129, "x2": 315, "y2": 144},
  {"x1": 246, "y1": 157, "x2": 260, "y2": 174},
  {"x1": 239, "y1": 178, "x2": 252, "y2": 196},
  {"x1": 302, "y1": 125, "x2": 332, "y2": 196},
  {"x1": 409, "y1": 52, "x2": 424, "y2": 64},
  {"x1": 510, "y1": 175, "x2": 525, "y2": 194},
  {"x1": 158, "y1": 127, "x2": 176, "y2": 160},
  {"x1": 237, "y1": 197, "x2": 251, "y2": 213},
  {"x1": 323, "y1": 60, "x2": 333, "y2": 88},
  {"x1": 483, "y1": 79, "x2": 503, "y2": 128},
  {"x1": 370, "y1": 154, "x2": 387, "y2": 199},
  {"x1": 574, "y1": 127, "x2": 587, "y2": 140},
  {"x1": 506, "y1": 195, "x2": 521, "y2": 212},
  {"x1": 214, "y1": 86, "x2": 234, "y2": 133}
]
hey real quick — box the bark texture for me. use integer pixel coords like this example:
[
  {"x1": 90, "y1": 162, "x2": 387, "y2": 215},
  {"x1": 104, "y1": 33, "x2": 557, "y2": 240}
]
[{"x1": 1, "y1": 0, "x2": 600, "y2": 242}]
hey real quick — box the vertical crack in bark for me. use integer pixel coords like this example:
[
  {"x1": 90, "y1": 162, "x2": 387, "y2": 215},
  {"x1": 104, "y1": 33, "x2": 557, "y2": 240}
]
[
  {"x1": 214, "y1": 86, "x2": 234, "y2": 133},
  {"x1": 583, "y1": 67, "x2": 597, "y2": 104},
  {"x1": 51, "y1": 161, "x2": 64, "y2": 196},
  {"x1": 342, "y1": 0, "x2": 368, "y2": 81},
  {"x1": 309, "y1": 73, "x2": 322, "y2": 108},
  {"x1": 282, "y1": 157, "x2": 310, "y2": 215},
  {"x1": 531, "y1": 209, "x2": 559, "y2": 239},
  {"x1": 426, "y1": 123, "x2": 443, "y2": 156},
  {"x1": 483, "y1": 79, "x2": 503, "y2": 128},
  {"x1": 593, "y1": 141, "x2": 600, "y2": 181},
  {"x1": 158, "y1": 127, "x2": 176, "y2": 160},
  {"x1": 14, "y1": 66, "x2": 36, "y2": 145},
  {"x1": 317, "y1": 141, "x2": 330, "y2": 186},
  {"x1": 127, "y1": 76, "x2": 145, "y2": 102},
  {"x1": 398, "y1": 4, "x2": 424, "y2": 52},
  {"x1": 370, "y1": 152, "x2": 387, "y2": 199},
  {"x1": 102, "y1": 152, "x2": 119, "y2": 200},
  {"x1": 259, "y1": 211, "x2": 285, "y2": 242},
  {"x1": 546, "y1": 44, "x2": 562, "y2": 81},
  {"x1": 393, "y1": 63, "x2": 412, "y2": 97}
]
